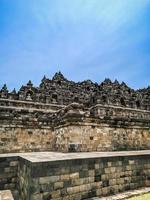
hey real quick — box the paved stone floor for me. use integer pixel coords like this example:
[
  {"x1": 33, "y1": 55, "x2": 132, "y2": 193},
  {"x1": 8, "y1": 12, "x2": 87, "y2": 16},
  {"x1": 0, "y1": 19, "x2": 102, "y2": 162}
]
[
  {"x1": 0, "y1": 150, "x2": 149, "y2": 163},
  {"x1": 88, "y1": 187, "x2": 150, "y2": 200},
  {"x1": 0, "y1": 190, "x2": 14, "y2": 200}
]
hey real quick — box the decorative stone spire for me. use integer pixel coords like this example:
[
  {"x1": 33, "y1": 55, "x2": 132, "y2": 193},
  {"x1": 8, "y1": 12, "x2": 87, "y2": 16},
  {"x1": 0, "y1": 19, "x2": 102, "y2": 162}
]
[
  {"x1": 11, "y1": 88, "x2": 16, "y2": 94},
  {"x1": 101, "y1": 78, "x2": 112, "y2": 86},
  {"x1": 42, "y1": 75, "x2": 47, "y2": 82},
  {"x1": 27, "y1": 80, "x2": 33, "y2": 87},
  {"x1": 114, "y1": 79, "x2": 119, "y2": 85},
  {"x1": 104, "y1": 78, "x2": 112, "y2": 84},
  {"x1": 8, "y1": 88, "x2": 17, "y2": 100},
  {"x1": 19, "y1": 85, "x2": 24, "y2": 92},
  {"x1": 0, "y1": 84, "x2": 8, "y2": 98},
  {"x1": 52, "y1": 71, "x2": 65, "y2": 81},
  {"x1": 0, "y1": 72, "x2": 150, "y2": 111},
  {"x1": 1, "y1": 84, "x2": 8, "y2": 92},
  {"x1": 121, "y1": 81, "x2": 128, "y2": 87}
]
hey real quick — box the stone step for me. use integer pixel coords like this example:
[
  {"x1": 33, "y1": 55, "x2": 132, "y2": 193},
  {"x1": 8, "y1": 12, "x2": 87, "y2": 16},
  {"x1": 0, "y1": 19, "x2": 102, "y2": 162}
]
[
  {"x1": 0, "y1": 190, "x2": 14, "y2": 200},
  {"x1": 86, "y1": 187, "x2": 150, "y2": 200}
]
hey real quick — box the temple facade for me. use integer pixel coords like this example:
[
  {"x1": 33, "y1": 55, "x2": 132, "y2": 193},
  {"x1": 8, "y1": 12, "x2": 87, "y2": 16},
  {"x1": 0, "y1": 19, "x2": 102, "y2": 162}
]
[
  {"x1": 0, "y1": 72, "x2": 149, "y2": 153},
  {"x1": 0, "y1": 72, "x2": 150, "y2": 200}
]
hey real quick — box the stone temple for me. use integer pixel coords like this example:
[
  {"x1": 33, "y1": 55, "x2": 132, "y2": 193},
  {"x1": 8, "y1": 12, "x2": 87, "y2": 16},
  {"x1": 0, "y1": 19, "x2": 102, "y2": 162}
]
[{"x1": 0, "y1": 72, "x2": 149, "y2": 200}]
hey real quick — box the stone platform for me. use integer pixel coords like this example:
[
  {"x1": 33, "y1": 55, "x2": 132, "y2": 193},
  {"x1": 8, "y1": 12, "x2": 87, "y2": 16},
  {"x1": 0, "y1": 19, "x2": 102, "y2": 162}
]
[
  {"x1": 0, "y1": 151, "x2": 150, "y2": 200},
  {"x1": 88, "y1": 187, "x2": 150, "y2": 199}
]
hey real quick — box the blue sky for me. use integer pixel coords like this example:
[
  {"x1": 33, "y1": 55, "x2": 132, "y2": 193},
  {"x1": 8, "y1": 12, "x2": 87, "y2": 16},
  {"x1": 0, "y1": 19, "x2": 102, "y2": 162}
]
[{"x1": 0, "y1": 0, "x2": 150, "y2": 91}]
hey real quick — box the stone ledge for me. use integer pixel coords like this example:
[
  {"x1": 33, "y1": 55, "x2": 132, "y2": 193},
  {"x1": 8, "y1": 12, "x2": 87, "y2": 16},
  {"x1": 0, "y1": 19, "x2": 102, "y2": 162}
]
[
  {"x1": 0, "y1": 150, "x2": 150, "y2": 163},
  {"x1": 20, "y1": 150, "x2": 150, "y2": 163},
  {"x1": 0, "y1": 98, "x2": 65, "y2": 108},
  {"x1": 87, "y1": 187, "x2": 150, "y2": 200},
  {"x1": 0, "y1": 190, "x2": 14, "y2": 200}
]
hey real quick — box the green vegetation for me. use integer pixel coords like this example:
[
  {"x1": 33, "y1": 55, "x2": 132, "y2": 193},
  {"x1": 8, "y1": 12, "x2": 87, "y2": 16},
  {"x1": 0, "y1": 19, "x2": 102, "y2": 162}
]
[{"x1": 127, "y1": 193, "x2": 150, "y2": 200}]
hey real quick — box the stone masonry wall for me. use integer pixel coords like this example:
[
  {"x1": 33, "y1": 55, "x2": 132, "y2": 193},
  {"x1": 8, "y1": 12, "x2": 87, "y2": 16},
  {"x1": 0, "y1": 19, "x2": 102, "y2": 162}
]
[
  {"x1": 20, "y1": 154, "x2": 150, "y2": 200},
  {"x1": 18, "y1": 158, "x2": 31, "y2": 200},
  {"x1": 0, "y1": 127, "x2": 54, "y2": 153},
  {"x1": 0, "y1": 99, "x2": 150, "y2": 153},
  {"x1": 55, "y1": 125, "x2": 150, "y2": 152},
  {"x1": 0, "y1": 102, "x2": 56, "y2": 153},
  {"x1": 53, "y1": 103, "x2": 150, "y2": 152},
  {"x1": 0, "y1": 156, "x2": 18, "y2": 199}
]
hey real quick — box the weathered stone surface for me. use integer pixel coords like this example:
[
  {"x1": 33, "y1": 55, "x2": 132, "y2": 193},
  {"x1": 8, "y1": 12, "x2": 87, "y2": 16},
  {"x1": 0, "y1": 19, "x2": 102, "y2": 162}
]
[
  {"x1": 0, "y1": 190, "x2": 14, "y2": 200},
  {"x1": 0, "y1": 157, "x2": 18, "y2": 199},
  {"x1": 17, "y1": 151, "x2": 150, "y2": 200},
  {"x1": 88, "y1": 187, "x2": 150, "y2": 200},
  {"x1": 0, "y1": 72, "x2": 150, "y2": 111},
  {"x1": 55, "y1": 125, "x2": 150, "y2": 152},
  {"x1": 0, "y1": 151, "x2": 149, "y2": 200},
  {"x1": 0, "y1": 73, "x2": 150, "y2": 200},
  {"x1": 0, "y1": 73, "x2": 150, "y2": 153},
  {"x1": 0, "y1": 102, "x2": 150, "y2": 153}
]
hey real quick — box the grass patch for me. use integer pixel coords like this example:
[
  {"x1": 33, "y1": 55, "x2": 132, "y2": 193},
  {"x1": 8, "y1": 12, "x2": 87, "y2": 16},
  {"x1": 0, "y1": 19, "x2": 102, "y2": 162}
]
[{"x1": 127, "y1": 193, "x2": 150, "y2": 200}]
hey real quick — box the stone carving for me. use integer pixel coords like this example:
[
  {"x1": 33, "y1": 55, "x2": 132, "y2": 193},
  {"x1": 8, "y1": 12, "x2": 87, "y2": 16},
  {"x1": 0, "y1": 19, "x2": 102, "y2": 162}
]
[
  {"x1": 0, "y1": 72, "x2": 150, "y2": 110},
  {"x1": 0, "y1": 73, "x2": 150, "y2": 153}
]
